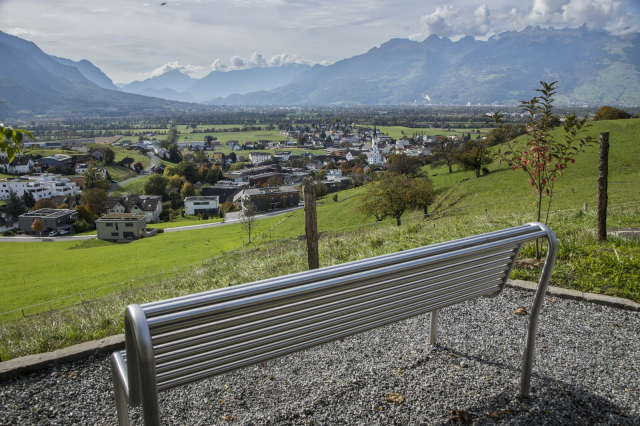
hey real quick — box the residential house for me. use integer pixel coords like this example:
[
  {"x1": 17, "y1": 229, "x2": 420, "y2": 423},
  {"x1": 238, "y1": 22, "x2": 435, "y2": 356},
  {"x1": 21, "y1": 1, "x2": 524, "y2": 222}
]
[
  {"x1": 0, "y1": 213, "x2": 18, "y2": 233},
  {"x1": 184, "y1": 196, "x2": 219, "y2": 215},
  {"x1": 105, "y1": 195, "x2": 163, "y2": 223},
  {"x1": 118, "y1": 157, "x2": 135, "y2": 170},
  {"x1": 38, "y1": 154, "x2": 72, "y2": 171},
  {"x1": 95, "y1": 213, "x2": 148, "y2": 241},
  {"x1": 18, "y1": 208, "x2": 77, "y2": 235},
  {"x1": 238, "y1": 186, "x2": 300, "y2": 212},
  {"x1": 0, "y1": 157, "x2": 35, "y2": 174},
  {"x1": 200, "y1": 181, "x2": 249, "y2": 204},
  {"x1": 89, "y1": 149, "x2": 105, "y2": 161},
  {"x1": 274, "y1": 151, "x2": 294, "y2": 161}
]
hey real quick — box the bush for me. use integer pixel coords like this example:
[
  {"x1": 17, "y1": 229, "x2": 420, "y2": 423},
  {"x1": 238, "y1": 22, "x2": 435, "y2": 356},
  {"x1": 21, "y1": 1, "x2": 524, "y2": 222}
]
[
  {"x1": 156, "y1": 228, "x2": 164, "y2": 234},
  {"x1": 332, "y1": 194, "x2": 339, "y2": 202},
  {"x1": 481, "y1": 167, "x2": 490, "y2": 175},
  {"x1": 72, "y1": 218, "x2": 94, "y2": 233},
  {"x1": 2, "y1": 230, "x2": 14, "y2": 236},
  {"x1": 593, "y1": 106, "x2": 630, "y2": 121},
  {"x1": 202, "y1": 212, "x2": 209, "y2": 220}
]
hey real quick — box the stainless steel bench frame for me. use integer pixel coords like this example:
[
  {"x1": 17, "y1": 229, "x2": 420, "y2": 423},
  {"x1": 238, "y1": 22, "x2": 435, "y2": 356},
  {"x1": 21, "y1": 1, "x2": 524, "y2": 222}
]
[{"x1": 111, "y1": 222, "x2": 557, "y2": 426}]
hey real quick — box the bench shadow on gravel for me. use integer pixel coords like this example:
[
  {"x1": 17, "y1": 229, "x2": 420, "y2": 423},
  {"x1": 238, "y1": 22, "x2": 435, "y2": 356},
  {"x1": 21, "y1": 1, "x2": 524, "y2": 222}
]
[{"x1": 439, "y1": 347, "x2": 638, "y2": 425}]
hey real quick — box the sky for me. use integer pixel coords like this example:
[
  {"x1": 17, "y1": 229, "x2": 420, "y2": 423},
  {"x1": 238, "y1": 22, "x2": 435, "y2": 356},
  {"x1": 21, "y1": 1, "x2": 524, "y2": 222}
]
[{"x1": 1, "y1": 0, "x2": 639, "y2": 84}]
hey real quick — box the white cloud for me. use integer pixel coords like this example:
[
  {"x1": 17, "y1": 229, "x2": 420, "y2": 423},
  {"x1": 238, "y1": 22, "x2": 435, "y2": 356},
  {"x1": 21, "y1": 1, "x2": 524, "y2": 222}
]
[
  {"x1": 418, "y1": 0, "x2": 640, "y2": 39},
  {"x1": 6, "y1": 28, "x2": 46, "y2": 38},
  {"x1": 144, "y1": 61, "x2": 211, "y2": 78},
  {"x1": 143, "y1": 52, "x2": 318, "y2": 79}
]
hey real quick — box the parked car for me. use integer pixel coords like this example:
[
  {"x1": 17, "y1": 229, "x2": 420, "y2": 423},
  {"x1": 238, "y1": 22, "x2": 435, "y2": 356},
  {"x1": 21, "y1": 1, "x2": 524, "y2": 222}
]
[
  {"x1": 49, "y1": 230, "x2": 59, "y2": 237},
  {"x1": 59, "y1": 229, "x2": 69, "y2": 235},
  {"x1": 298, "y1": 202, "x2": 304, "y2": 207},
  {"x1": 111, "y1": 180, "x2": 118, "y2": 184}
]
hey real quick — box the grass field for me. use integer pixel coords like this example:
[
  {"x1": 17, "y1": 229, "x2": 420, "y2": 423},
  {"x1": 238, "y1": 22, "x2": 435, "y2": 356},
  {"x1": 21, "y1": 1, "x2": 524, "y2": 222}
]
[
  {"x1": 355, "y1": 125, "x2": 487, "y2": 140},
  {"x1": 110, "y1": 174, "x2": 152, "y2": 195}
]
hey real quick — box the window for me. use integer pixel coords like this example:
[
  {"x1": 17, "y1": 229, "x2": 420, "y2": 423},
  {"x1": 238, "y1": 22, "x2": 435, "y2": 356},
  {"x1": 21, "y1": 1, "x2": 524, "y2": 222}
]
[
  {"x1": 125, "y1": 223, "x2": 133, "y2": 227},
  {"x1": 106, "y1": 223, "x2": 114, "y2": 227},
  {"x1": 111, "y1": 232, "x2": 119, "y2": 236}
]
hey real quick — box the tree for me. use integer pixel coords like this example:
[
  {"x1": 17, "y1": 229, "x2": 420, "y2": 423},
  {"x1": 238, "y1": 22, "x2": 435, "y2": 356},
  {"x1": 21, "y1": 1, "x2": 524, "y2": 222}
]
[
  {"x1": 205, "y1": 167, "x2": 223, "y2": 184},
  {"x1": 83, "y1": 168, "x2": 110, "y2": 191},
  {"x1": 31, "y1": 219, "x2": 43, "y2": 236},
  {"x1": 144, "y1": 174, "x2": 169, "y2": 197},
  {"x1": 430, "y1": 136, "x2": 457, "y2": 173},
  {"x1": 484, "y1": 124, "x2": 526, "y2": 146},
  {"x1": 33, "y1": 198, "x2": 58, "y2": 210},
  {"x1": 21, "y1": 190, "x2": 36, "y2": 208},
  {"x1": 177, "y1": 160, "x2": 199, "y2": 183},
  {"x1": 3, "y1": 190, "x2": 26, "y2": 217},
  {"x1": 1, "y1": 124, "x2": 33, "y2": 162},
  {"x1": 387, "y1": 154, "x2": 424, "y2": 177},
  {"x1": 314, "y1": 182, "x2": 328, "y2": 199},
  {"x1": 229, "y1": 152, "x2": 237, "y2": 163},
  {"x1": 167, "y1": 174, "x2": 184, "y2": 189},
  {"x1": 240, "y1": 202, "x2": 259, "y2": 243},
  {"x1": 410, "y1": 177, "x2": 434, "y2": 215},
  {"x1": 103, "y1": 148, "x2": 115, "y2": 165},
  {"x1": 455, "y1": 139, "x2": 494, "y2": 177},
  {"x1": 593, "y1": 106, "x2": 630, "y2": 121},
  {"x1": 265, "y1": 175, "x2": 284, "y2": 187},
  {"x1": 360, "y1": 172, "x2": 416, "y2": 226},
  {"x1": 82, "y1": 188, "x2": 108, "y2": 215},
  {"x1": 497, "y1": 81, "x2": 594, "y2": 257},
  {"x1": 181, "y1": 181, "x2": 196, "y2": 198}
]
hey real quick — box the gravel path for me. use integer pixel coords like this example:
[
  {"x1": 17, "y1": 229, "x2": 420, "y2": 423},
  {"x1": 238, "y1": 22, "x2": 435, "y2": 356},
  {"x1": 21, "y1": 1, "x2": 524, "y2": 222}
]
[{"x1": 1, "y1": 287, "x2": 638, "y2": 425}]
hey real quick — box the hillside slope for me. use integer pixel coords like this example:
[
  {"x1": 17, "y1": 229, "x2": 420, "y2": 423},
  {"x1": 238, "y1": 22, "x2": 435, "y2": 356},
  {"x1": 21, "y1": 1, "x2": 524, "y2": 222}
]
[{"x1": 428, "y1": 119, "x2": 640, "y2": 219}]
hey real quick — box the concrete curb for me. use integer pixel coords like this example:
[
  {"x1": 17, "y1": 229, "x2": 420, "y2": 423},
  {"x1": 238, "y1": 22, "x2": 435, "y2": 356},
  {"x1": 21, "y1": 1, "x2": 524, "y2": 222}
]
[
  {"x1": 0, "y1": 334, "x2": 124, "y2": 382},
  {"x1": 507, "y1": 280, "x2": 640, "y2": 312},
  {"x1": 1, "y1": 281, "x2": 638, "y2": 382}
]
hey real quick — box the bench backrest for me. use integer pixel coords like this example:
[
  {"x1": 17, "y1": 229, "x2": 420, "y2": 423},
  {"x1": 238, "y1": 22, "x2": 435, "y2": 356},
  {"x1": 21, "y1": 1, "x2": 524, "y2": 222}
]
[{"x1": 111, "y1": 222, "x2": 557, "y2": 426}]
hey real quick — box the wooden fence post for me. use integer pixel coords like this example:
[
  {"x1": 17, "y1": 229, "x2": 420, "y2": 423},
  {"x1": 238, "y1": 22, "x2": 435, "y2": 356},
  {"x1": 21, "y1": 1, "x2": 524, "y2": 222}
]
[
  {"x1": 597, "y1": 132, "x2": 610, "y2": 241},
  {"x1": 302, "y1": 181, "x2": 319, "y2": 270}
]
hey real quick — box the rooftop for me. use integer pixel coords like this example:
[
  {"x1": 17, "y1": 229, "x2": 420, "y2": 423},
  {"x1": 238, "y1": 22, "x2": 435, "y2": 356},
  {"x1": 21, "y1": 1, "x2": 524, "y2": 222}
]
[{"x1": 97, "y1": 213, "x2": 147, "y2": 222}]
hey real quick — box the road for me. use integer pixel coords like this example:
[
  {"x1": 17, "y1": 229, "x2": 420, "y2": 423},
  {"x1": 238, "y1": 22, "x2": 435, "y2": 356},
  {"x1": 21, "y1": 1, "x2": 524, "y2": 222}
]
[
  {"x1": 108, "y1": 152, "x2": 158, "y2": 195},
  {"x1": 0, "y1": 206, "x2": 302, "y2": 241}
]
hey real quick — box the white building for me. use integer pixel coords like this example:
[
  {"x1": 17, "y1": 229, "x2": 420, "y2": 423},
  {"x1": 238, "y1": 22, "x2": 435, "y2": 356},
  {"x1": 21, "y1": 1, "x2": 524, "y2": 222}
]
[
  {"x1": 248, "y1": 152, "x2": 272, "y2": 165},
  {"x1": 184, "y1": 196, "x2": 219, "y2": 216},
  {"x1": 0, "y1": 173, "x2": 80, "y2": 201},
  {"x1": 365, "y1": 130, "x2": 383, "y2": 166}
]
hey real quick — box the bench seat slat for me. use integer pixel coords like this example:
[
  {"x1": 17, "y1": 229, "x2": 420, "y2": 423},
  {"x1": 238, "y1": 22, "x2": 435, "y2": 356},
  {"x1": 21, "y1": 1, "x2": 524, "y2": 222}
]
[
  {"x1": 152, "y1": 250, "x2": 516, "y2": 349},
  {"x1": 156, "y1": 278, "x2": 501, "y2": 390},
  {"x1": 154, "y1": 272, "x2": 506, "y2": 374}
]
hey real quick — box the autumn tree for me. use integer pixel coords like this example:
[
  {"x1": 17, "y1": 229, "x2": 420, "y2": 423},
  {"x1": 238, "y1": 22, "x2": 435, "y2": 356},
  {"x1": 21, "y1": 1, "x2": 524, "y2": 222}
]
[
  {"x1": 82, "y1": 188, "x2": 108, "y2": 215},
  {"x1": 360, "y1": 173, "x2": 412, "y2": 226},
  {"x1": 33, "y1": 198, "x2": 58, "y2": 210},
  {"x1": 497, "y1": 81, "x2": 594, "y2": 257},
  {"x1": 592, "y1": 106, "x2": 630, "y2": 121},
  {"x1": 430, "y1": 136, "x2": 458, "y2": 173},
  {"x1": 410, "y1": 177, "x2": 435, "y2": 215},
  {"x1": 31, "y1": 219, "x2": 43, "y2": 236},
  {"x1": 181, "y1": 181, "x2": 196, "y2": 198},
  {"x1": 240, "y1": 202, "x2": 259, "y2": 243}
]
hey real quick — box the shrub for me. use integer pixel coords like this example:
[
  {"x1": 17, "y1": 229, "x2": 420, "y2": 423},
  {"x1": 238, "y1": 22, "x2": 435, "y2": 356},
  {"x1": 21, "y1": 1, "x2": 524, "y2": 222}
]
[
  {"x1": 2, "y1": 230, "x2": 14, "y2": 236},
  {"x1": 202, "y1": 212, "x2": 209, "y2": 220},
  {"x1": 333, "y1": 194, "x2": 339, "y2": 202}
]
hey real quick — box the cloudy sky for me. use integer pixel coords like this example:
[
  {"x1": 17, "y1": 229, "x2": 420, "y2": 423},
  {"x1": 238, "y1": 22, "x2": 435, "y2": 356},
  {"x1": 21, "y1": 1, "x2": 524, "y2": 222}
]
[{"x1": 1, "y1": 0, "x2": 638, "y2": 84}]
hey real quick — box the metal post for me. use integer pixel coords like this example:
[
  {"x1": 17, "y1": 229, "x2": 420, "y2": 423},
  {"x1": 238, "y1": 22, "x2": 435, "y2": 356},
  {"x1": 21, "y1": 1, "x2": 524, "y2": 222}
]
[{"x1": 430, "y1": 309, "x2": 439, "y2": 345}]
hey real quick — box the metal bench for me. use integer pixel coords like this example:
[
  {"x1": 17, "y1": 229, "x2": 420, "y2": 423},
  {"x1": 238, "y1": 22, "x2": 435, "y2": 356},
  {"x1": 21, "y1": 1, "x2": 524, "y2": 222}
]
[{"x1": 111, "y1": 222, "x2": 557, "y2": 425}]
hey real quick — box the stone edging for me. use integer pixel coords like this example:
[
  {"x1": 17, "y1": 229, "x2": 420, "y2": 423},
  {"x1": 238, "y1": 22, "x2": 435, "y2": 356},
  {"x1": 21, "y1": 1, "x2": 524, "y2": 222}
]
[
  {"x1": 1, "y1": 281, "x2": 638, "y2": 382},
  {"x1": 507, "y1": 280, "x2": 640, "y2": 312}
]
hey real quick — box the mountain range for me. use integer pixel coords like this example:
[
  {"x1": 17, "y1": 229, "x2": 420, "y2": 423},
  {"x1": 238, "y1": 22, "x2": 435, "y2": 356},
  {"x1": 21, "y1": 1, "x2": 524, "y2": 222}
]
[
  {"x1": 0, "y1": 30, "x2": 196, "y2": 116},
  {"x1": 214, "y1": 25, "x2": 640, "y2": 106},
  {"x1": 1, "y1": 25, "x2": 639, "y2": 117}
]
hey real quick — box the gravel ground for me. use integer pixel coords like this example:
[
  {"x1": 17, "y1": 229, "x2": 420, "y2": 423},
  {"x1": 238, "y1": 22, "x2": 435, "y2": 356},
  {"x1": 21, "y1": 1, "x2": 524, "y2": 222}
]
[{"x1": 1, "y1": 287, "x2": 639, "y2": 425}]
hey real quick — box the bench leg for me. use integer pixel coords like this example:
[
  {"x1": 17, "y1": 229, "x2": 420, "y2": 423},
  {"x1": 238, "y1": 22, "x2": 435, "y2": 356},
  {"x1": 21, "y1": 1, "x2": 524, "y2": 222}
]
[
  {"x1": 111, "y1": 358, "x2": 131, "y2": 426},
  {"x1": 430, "y1": 309, "x2": 439, "y2": 345}
]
